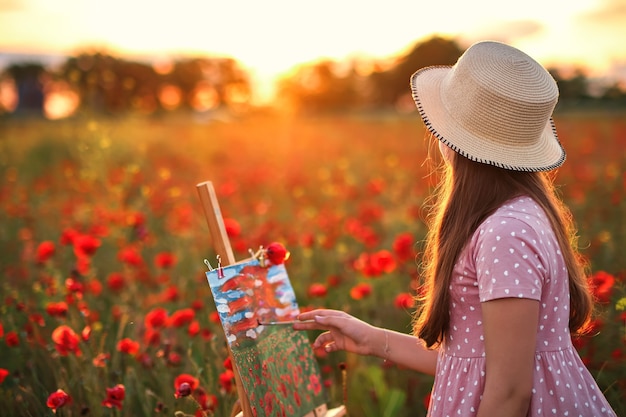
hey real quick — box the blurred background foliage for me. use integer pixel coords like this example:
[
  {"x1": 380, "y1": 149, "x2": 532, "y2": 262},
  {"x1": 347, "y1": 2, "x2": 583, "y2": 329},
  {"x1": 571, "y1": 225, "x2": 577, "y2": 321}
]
[{"x1": 2, "y1": 36, "x2": 626, "y2": 119}]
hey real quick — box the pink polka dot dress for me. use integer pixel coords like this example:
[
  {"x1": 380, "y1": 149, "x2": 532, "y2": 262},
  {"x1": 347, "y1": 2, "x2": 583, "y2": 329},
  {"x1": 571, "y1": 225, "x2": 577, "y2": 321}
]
[{"x1": 428, "y1": 196, "x2": 616, "y2": 416}]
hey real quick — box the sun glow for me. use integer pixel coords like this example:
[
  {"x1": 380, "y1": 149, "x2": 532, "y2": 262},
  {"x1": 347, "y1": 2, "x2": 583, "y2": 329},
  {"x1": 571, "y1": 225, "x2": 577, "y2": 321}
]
[{"x1": 1, "y1": 0, "x2": 624, "y2": 106}]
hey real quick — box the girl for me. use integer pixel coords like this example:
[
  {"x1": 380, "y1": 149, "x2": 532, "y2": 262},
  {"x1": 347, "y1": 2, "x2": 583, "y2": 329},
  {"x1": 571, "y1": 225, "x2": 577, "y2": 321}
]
[{"x1": 295, "y1": 41, "x2": 616, "y2": 417}]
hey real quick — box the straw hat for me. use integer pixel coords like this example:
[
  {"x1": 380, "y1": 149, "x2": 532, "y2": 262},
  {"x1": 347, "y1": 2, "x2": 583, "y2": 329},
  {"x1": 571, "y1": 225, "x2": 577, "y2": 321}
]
[{"x1": 410, "y1": 40, "x2": 565, "y2": 172}]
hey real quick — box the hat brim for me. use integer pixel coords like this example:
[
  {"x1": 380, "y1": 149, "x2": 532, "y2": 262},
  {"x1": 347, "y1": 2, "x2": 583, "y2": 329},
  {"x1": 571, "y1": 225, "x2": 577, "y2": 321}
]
[{"x1": 410, "y1": 66, "x2": 566, "y2": 172}]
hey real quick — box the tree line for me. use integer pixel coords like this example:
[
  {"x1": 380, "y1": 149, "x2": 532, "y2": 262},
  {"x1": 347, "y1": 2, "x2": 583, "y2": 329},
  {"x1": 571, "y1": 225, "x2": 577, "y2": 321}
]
[{"x1": 2, "y1": 36, "x2": 625, "y2": 118}]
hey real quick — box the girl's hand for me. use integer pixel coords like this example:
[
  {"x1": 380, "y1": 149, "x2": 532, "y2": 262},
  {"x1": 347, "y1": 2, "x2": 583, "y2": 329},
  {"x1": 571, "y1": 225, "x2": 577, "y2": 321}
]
[{"x1": 294, "y1": 309, "x2": 382, "y2": 357}]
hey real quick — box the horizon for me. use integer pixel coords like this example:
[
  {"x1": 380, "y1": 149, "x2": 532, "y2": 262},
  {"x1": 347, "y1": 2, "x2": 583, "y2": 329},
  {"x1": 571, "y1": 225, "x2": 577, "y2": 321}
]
[{"x1": 1, "y1": 37, "x2": 625, "y2": 106}]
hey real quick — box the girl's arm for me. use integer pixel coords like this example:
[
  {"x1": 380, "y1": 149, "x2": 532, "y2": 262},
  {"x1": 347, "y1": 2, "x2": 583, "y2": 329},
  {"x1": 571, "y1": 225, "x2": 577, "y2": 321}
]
[
  {"x1": 295, "y1": 309, "x2": 439, "y2": 376},
  {"x1": 476, "y1": 298, "x2": 540, "y2": 417}
]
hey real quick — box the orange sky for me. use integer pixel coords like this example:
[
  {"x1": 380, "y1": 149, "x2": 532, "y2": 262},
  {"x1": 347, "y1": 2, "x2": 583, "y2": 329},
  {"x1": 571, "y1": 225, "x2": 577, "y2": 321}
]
[{"x1": 1, "y1": 0, "x2": 625, "y2": 101}]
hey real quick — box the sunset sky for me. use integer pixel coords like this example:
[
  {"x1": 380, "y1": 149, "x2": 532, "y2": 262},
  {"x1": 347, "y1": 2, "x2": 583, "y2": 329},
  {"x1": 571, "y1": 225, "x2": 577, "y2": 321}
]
[{"x1": 1, "y1": 0, "x2": 625, "y2": 101}]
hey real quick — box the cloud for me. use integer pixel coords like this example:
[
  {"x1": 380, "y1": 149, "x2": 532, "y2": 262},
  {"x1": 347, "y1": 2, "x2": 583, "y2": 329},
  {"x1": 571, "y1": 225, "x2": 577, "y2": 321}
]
[
  {"x1": 461, "y1": 20, "x2": 545, "y2": 45},
  {"x1": 572, "y1": 0, "x2": 626, "y2": 67},
  {"x1": 0, "y1": 0, "x2": 26, "y2": 12},
  {"x1": 576, "y1": 0, "x2": 626, "y2": 27}
]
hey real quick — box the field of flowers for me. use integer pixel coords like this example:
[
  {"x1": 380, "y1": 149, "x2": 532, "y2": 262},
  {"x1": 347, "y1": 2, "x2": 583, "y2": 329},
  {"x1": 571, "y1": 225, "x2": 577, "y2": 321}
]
[{"x1": 0, "y1": 111, "x2": 624, "y2": 417}]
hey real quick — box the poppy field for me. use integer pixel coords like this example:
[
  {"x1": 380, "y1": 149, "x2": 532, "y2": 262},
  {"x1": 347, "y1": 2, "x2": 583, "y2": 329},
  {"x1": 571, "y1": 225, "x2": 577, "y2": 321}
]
[{"x1": 0, "y1": 111, "x2": 624, "y2": 416}]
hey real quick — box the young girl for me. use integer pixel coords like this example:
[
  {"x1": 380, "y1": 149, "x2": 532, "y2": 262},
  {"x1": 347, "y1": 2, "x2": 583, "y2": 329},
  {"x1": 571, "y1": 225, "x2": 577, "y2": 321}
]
[{"x1": 295, "y1": 41, "x2": 617, "y2": 417}]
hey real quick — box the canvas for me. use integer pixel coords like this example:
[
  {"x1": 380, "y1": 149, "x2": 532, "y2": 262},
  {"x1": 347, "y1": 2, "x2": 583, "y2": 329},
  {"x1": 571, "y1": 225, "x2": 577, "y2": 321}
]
[{"x1": 206, "y1": 258, "x2": 327, "y2": 417}]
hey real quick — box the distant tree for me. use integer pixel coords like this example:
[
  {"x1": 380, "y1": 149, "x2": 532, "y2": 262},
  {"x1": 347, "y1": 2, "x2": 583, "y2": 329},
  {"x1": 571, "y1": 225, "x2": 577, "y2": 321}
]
[
  {"x1": 276, "y1": 60, "x2": 361, "y2": 113},
  {"x1": 4, "y1": 63, "x2": 46, "y2": 116},
  {"x1": 165, "y1": 59, "x2": 204, "y2": 110},
  {"x1": 277, "y1": 35, "x2": 464, "y2": 113},
  {"x1": 548, "y1": 68, "x2": 591, "y2": 105},
  {"x1": 165, "y1": 57, "x2": 251, "y2": 110},
  {"x1": 369, "y1": 36, "x2": 464, "y2": 107},
  {"x1": 600, "y1": 82, "x2": 626, "y2": 105},
  {"x1": 59, "y1": 52, "x2": 161, "y2": 114}
]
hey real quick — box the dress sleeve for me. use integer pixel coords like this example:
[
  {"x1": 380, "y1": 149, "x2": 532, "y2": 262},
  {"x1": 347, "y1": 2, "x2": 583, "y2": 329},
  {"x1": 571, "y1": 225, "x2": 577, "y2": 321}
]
[{"x1": 474, "y1": 217, "x2": 546, "y2": 302}]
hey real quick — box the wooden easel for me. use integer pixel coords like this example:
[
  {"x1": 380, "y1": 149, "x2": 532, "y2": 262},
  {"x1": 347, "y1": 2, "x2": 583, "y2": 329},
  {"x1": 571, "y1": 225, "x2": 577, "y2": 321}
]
[{"x1": 196, "y1": 181, "x2": 346, "y2": 417}]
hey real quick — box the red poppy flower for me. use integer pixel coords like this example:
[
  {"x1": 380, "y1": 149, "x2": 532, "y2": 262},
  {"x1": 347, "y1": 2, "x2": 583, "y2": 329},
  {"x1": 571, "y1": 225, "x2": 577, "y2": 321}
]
[
  {"x1": 87, "y1": 279, "x2": 103, "y2": 296},
  {"x1": 175, "y1": 382, "x2": 192, "y2": 398},
  {"x1": 325, "y1": 275, "x2": 340, "y2": 287},
  {"x1": 209, "y1": 311, "x2": 220, "y2": 324},
  {"x1": 127, "y1": 212, "x2": 145, "y2": 227},
  {"x1": 75, "y1": 256, "x2": 91, "y2": 275},
  {"x1": 370, "y1": 250, "x2": 396, "y2": 274},
  {"x1": 65, "y1": 278, "x2": 84, "y2": 294},
  {"x1": 106, "y1": 272, "x2": 125, "y2": 292},
  {"x1": 102, "y1": 384, "x2": 125, "y2": 409},
  {"x1": 423, "y1": 392, "x2": 432, "y2": 410},
  {"x1": 349, "y1": 283, "x2": 372, "y2": 300},
  {"x1": 165, "y1": 351, "x2": 180, "y2": 366},
  {"x1": 266, "y1": 242, "x2": 290, "y2": 265},
  {"x1": 218, "y1": 180, "x2": 237, "y2": 196},
  {"x1": 116, "y1": 338, "x2": 140, "y2": 355},
  {"x1": 5, "y1": 331, "x2": 19, "y2": 347},
  {"x1": 354, "y1": 250, "x2": 396, "y2": 277},
  {"x1": 392, "y1": 232, "x2": 415, "y2": 262},
  {"x1": 154, "y1": 402, "x2": 165, "y2": 413},
  {"x1": 73, "y1": 234, "x2": 101, "y2": 257},
  {"x1": 52, "y1": 325, "x2": 81, "y2": 356},
  {"x1": 367, "y1": 178, "x2": 385, "y2": 195},
  {"x1": 155, "y1": 252, "x2": 177, "y2": 269},
  {"x1": 300, "y1": 232, "x2": 315, "y2": 248},
  {"x1": 168, "y1": 308, "x2": 195, "y2": 327},
  {"x1": 36, "y1": 241, "x2": 55, "y2": 264},
  {"x1": 92, "y1": 353, "x2": 110, "y2": 367},
  {"x1": 611, "y1": 348, "x2": 623, "y2": 360},
  {"x1": 223, "y1": 356, "x2": 233, "y2": 370},
  {"x1": 188, "y1": 320, "x2": 200, "y2": 337},
  {"x1": 89, "y1": 223, "x2": 109, "y2": 238},
  {"x1": 110, "y1": 305, "x2": 123, "y2": 321},
  {"x1": 308, "y1": 283, "x2": 328, "y2": 298},
  {"x1": 145, "y1": 307, "x2": 168, "y2": 328},
  {"x1": 195, "y1": 329, "x2": 210, "y2": 342},
  {"x1": 135, "y1": 352, "x2": 154, "y2": 369},
  {"x1": 196, "y1": 390, "x2": 218, "y2": 412},
  {"x1": 359, "y1": 203, "x2": 384, "y2": 223},
  {"x1": 0, "y1": 368, "x2": 9, "y2": 384},
  {"x1": 144, "y1": 327, "x2": 161, "y2": 346},
  {"x1": 47, "y1": 389, "x2": 72, "y2": 411},
  {"x1": 344, "y1": 219, "x2": 379, "y2": 247},
  {"x1": 223, "y1": 218, "x2": 241, "y2": 238},
  {"x1": 352, "y1": 253, "x2": 373, "y2": 276},
  {"x1": 29, "y1": 313, "x2": 45, "y2": 327},
  {"x1": 117, "y1": 246, "x2": 143, "y2": 267},
  {"x1": 589, "y1": 271, "x2": 615, "y2": 303},
  {"x1": 161, "y1": 285, "x2": 179, "y2": 302},
  {"x1": 60, "y1": 228, "x2": 79, "y2": 245},
  {"x1": 174, "y1": 374, "x2": 199, "y2": 398},
  {"x1": 394, "y1": 293, "x2": 415, "y2": 309},
  {"x1": 219, "y1": 369, "x2": 235, "y2": 392},
  {"x1": 81, "y1": 325, "x2": 91, "y2": 342}
]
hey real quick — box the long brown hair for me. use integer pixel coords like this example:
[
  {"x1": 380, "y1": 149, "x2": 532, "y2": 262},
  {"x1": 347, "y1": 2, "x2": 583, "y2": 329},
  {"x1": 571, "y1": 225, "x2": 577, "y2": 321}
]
[{"x1": 412, "y1": 146, "x2": 593, "y2": 348}]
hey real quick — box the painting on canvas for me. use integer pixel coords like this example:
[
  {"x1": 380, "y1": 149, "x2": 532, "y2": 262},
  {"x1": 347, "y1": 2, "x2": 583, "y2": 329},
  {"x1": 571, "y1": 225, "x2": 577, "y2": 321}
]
[{"x1": 206, "y1": 258, "x2": 327, "y2": 417}]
